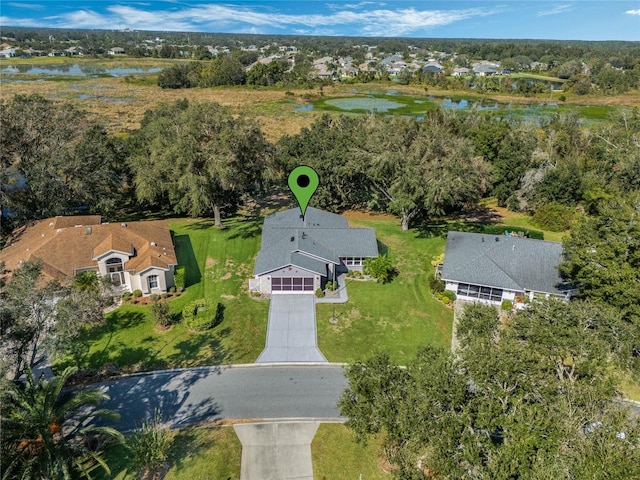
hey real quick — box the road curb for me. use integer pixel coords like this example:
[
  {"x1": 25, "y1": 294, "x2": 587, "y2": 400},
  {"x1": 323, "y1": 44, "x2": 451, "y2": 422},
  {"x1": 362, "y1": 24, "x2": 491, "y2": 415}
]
[{"x1": 93, "y1": 362, "x2": 349, "y2": 384}]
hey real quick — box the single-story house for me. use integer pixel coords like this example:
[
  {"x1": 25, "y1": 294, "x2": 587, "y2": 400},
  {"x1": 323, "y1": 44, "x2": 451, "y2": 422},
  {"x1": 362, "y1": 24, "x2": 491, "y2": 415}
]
[
  {"x1": 440, "y1": 231, "x2": 576, "y2": 305},
  {"x1": 0, "y1": 216, "x2": 178, "y2": 296},
  {"x1": 252, "y1": 207, "x2": 378, "y2": 295},
  {"x1": 108, "y1": 47, "x2": 125, "y2": 55},
  {"x1": 422, "y1": 63, "x2": 444, "y2": 74}
]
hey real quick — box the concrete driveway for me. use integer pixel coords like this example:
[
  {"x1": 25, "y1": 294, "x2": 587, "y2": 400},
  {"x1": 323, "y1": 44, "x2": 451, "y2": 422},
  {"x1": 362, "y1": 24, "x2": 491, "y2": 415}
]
[
  {"x1": 234, "y1": 422, "x2": 319, "y2": 480},
  {"x1": 256, "y1": 294, "x2": 327, "y2": 363}
]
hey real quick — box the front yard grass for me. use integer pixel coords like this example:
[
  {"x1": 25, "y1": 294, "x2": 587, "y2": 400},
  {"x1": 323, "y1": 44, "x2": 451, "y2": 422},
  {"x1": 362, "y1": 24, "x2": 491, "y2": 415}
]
[
  {"x1": 97, "y1": 426, "x2": 241, "y2": 480},
  {"x1": 312, "y1": 423, "x2": 388, "y2": 480},
  {"x1": 317, "y1": 214, "x2": 453, "y2": 364}
]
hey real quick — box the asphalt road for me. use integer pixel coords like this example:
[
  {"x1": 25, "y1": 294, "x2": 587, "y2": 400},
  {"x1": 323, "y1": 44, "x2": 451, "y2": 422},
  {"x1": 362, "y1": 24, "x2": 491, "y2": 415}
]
[{"x1": 92, "y1": 364, "x2": 348, "y2": 431}]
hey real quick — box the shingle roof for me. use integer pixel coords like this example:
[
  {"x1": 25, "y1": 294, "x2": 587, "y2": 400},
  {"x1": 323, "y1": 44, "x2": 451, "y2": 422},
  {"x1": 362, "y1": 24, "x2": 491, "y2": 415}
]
[
  {"x1": 253, "y1": 208, "x2": 378, "y2": 276},
  {"x1": 0, "y1": 217, "x2": 178, "y2": 283},
  {"x1": 441, "y1": 231, "x2": 566, "y2": 294}
]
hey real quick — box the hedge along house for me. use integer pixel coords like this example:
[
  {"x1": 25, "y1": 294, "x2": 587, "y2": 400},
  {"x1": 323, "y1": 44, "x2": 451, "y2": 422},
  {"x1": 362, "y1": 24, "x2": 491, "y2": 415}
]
[
  {"x1": 0, "y1": 216, "x2": 177, "y2": 296},
  {"x1": 251, "y1": 207, "x2": 378, "y2": 295},
  {"x1": 440, "y1": 231, "x2": 577, "y2": 306}
]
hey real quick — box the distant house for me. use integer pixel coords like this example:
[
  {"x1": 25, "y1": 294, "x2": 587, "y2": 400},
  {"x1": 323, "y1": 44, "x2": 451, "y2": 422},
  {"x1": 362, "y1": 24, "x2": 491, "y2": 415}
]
[
  {"x1": 252, "y1": 207, "x2": 378, "y2": 295},
  {"x1": 0, "y1": 216, "x2": 178, "y2": 296},
  {"x1": 452, "y1": 67, "x2": 470, "y2": 76},
  {"x1": 108, "y1": 47, "x2": 125, "y2": 55},
  {"x1": 422, "y1": 62, "x2": 443, "y2": 74},
  {"x1": 473, "y1": 64, "x2": 498, "y2": 76},
  {"x1": 440, "y1": 231, "x2": 576, "y2": 306},
  {"x1": 0, "y1": 47, "x2": 16, "y2": 58}
]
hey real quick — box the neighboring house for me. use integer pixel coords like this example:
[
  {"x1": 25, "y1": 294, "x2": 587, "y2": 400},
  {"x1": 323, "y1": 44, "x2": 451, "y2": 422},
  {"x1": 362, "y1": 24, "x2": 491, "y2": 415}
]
[
  {"x1": 422, "y1": 62, "x2": 443, "y2": 74},
  {"x1": 0, "y1": 216, "x2": 178, "y2": 296},
  {"x1": 440, "y1": 231, "x2": 576, "y2": 306},
  {"x1": 108, "y1": 47, "x2": 125, "y2": 55},
  {"x1": 252, "y1": 207, "x2": 378, "y2": 295},
  {"x1": 473, "y1": 64, "x2": 498, "y2": 76},
  {"x1": 452, "y1": 67, "x2": 471, "y2": 76}
]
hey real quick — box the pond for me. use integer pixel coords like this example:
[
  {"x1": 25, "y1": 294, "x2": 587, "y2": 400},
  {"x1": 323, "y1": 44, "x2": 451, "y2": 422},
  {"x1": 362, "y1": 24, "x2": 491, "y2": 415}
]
[
  {"x1": 311, "y1": 92, "x2": 615, "y2": 124},
  {"x1": 0, "y1": 63, "x2": 162, "y2": 78},
  {"x1": 323, "y1": 97, "x2": 405, "y2": 112}
]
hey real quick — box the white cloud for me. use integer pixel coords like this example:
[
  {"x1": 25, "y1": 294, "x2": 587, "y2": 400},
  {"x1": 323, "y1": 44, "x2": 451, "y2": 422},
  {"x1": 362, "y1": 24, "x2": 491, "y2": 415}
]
[
  {"x1": 7, "y1": 2, "x2": 45, "y2": 10},
  {"x1": 537, "y1": 4, "x2": 573, "y2": 17},
  {"x1": 1, "y1": 3, "x2": 495, "y2": 37},
  {"x1": 625, "y1": 9, "x2": 640, "y2": 15}
]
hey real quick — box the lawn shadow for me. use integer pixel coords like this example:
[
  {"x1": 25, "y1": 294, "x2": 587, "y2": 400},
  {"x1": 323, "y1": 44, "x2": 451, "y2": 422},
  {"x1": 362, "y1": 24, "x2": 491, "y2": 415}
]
[
  {"x1": 168, "y1": 326, "x2": 233, "y2": 366},
  {"x1": 414, "y1": 219, "x2": 483, "y2": 239},
  {"x1": 376, "y1": 239, "x2": 389, "y2": 255},
  {"x1": 167, "y1": 428, "x2": 215, "y2": 473},
  {"x1": 172, "y1": 233, "x2": 202, "y2": 287},
  {"x1": 226, "y1": 214, "x2": 263, "y2": 240}
]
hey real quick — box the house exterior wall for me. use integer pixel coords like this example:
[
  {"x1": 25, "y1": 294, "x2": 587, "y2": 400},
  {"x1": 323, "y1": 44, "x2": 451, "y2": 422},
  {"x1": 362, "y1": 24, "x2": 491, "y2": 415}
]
[
  {"x1": 256, "y1": 267, "x2": 321, "y2": 295},
  {"x1": 97, "y1": 252, "x2": 130, "y2": 276},
  {"x1": 139, "y1": 268, "x2": 169, "y2": 295}
]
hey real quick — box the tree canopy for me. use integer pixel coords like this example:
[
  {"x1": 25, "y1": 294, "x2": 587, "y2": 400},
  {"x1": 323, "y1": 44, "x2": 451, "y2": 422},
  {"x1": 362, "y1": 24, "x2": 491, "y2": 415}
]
[
  {"x1": 129, "y1": 99, "x2": 272, "y2": 226},
  {"x1": 339, "y1": 300, "x2": 640, "y2": 478}
]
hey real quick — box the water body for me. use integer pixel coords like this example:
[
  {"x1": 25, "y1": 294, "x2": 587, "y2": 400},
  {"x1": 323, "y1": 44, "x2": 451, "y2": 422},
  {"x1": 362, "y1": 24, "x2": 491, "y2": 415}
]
[
  {"x1": 324, "y1": 97, "x2": 405, "y2": 112},
  {"x1": 1, "y1": 63, "x2": 162, "y2": 78}
]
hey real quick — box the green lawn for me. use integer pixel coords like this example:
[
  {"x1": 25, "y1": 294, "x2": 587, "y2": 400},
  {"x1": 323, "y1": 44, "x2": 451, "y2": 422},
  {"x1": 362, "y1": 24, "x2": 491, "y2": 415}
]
[
  {"x1": 98, "y1": 427, "x2": 241, "y2": 480},
  {"x1": 312, "y1": 424, "x2": 388, "y2": 480},
  {"x1": 317, "y1": 216, "x2": 453, "y2": 364}
]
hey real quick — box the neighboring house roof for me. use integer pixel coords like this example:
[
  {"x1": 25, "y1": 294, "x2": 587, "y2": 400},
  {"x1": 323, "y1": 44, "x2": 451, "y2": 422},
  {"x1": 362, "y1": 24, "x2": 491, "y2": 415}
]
[
  {"x1": 441, "y1": 231, "x2": 568, "y2": 295},
  {"x1": 0, "y1": 217, "x2": 177, "y2": 284},
  {"x1": 254, "y1": 207, "x2": 378, "y2": 276},
  {"x1": 422, "y1": 63, "x2": 443, "y2": 73}
]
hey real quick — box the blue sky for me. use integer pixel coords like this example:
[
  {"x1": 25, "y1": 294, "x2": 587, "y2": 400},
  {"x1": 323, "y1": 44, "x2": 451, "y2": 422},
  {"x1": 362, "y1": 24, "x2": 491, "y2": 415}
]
[{"x1": 1, "y1": 1, "x2": 639, "y2": 40}]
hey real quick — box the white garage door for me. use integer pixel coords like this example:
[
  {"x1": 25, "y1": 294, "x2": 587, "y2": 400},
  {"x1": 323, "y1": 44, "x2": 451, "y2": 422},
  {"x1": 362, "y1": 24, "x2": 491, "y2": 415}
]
[{"x1": 272, "y1": 277, "x2": 314, "y2": 292}]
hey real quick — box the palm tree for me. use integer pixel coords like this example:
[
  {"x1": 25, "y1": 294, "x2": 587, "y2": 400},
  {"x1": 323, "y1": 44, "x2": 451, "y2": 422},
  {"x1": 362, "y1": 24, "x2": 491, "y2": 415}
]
[
  {"x1": 72, "y1": 271, "x2": 100, "y2": 293},
  {"x1": 1, "y1": 366, "x2": 124, "y2": 480}
]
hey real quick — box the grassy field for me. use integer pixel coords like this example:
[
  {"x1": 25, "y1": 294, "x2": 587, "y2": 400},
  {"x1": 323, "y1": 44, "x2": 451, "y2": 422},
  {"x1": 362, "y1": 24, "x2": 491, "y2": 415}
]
[{"x1": 1, "y1": 57, "x2": 638, "y2": 141}]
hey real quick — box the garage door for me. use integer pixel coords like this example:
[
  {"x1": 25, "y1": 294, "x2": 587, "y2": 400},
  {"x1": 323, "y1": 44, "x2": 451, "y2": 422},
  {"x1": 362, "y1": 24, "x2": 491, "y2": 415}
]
[{"x1": 272, "y1": 277, "x2": 314, "y2": 292}]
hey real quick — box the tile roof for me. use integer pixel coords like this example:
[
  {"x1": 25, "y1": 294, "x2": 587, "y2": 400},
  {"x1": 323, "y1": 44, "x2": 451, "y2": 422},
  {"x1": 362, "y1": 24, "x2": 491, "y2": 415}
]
[
  {"x1": 254, "y1": 207, "x2": 378, "y2": 276},
  {"x1": 0, "y1": 217, "x2": 177, "y2": 283},
  {"x1": 441, "y1": 231, "x2": 567, "y2": 294}
]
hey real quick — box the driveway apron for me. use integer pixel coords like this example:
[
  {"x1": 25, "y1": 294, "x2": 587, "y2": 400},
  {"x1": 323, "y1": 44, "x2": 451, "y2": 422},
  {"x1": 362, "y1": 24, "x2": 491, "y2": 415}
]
[
  {"x1": 234, "y1": 422, "x2": 319, "y2": 480},
  {"x1": 256, "y1": 294, "x2": 327, "y2": 363}
]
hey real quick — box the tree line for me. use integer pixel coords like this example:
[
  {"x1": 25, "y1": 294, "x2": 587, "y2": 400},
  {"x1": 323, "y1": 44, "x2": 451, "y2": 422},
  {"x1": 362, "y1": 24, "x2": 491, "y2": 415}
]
[{"x1": 2, "y1": 94, "x2": 639, "y2": 237}]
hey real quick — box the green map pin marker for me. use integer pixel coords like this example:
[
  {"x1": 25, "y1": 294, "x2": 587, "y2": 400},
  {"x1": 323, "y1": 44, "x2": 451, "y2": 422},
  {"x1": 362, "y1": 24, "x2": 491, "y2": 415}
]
[{"x1": 288, "y1": 165, "x2": 319, "y2": 220}]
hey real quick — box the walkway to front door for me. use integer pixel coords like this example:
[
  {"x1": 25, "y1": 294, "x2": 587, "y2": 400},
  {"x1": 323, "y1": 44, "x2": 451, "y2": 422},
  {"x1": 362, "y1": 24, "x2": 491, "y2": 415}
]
[{"x1": 256, "y1": 294, "x2": 327, "y2": 363}]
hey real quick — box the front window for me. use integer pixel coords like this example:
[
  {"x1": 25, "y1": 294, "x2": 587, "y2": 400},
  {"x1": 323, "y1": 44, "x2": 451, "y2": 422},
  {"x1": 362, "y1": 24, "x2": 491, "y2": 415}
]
[
  {"x1": 148, "y1": 275, "x2": 159, "y2": 289},
  {"x1": 345, "y1": 257, "x2": 364, "y2": 266}
]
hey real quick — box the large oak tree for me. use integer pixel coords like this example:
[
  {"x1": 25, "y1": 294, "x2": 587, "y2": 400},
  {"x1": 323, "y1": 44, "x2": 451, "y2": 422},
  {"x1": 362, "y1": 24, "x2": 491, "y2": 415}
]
[{"x1": 129, "y1": 99, "x2": 271, "y2": 226}]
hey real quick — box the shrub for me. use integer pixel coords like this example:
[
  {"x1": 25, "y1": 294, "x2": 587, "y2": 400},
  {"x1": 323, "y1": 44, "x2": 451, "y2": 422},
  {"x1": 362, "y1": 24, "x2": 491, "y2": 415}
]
[
  {"x1": 326, "y1": 280, "x2": 338, "y2": 291},
  {"x1": 128, "y1": 409, "x2": 173, "y2": 477},
  {"x1": 532, "y1": 202, "x2": 574, "y2": 232},
  {"x1": 161, "y1": 293, "x2": 169, "y2": 299},
  {"x1": 363, "y1": 254, "x2": 396, "y2": 283},
  {"x1": 174, "y1": 266, "x2": 186, "y2": 289},
  {"x1": 182, "y1": 300, "x2": 223, "y2": 331},
  {"x1": 122, "y1": 291, "x2": 132, "y2": 302},
  {"x1": 149, "y1": 293, "x2": 159, "y2": 302},
  {"x1": 151, "y1": 301, "x2": 172, "y2": 327},
  {"x1": 429, "y1": 277, "x2": 445, "y2": 294},
  {"x1": 501, "y1": 300, "x2": 514, "y2": 311},
  {"x1": 133, "y1": 289, "x2": 143, "y2": 298},
  {"x1": 315, "y1": 288, "x2": 325, "y2": 298},
  {"x1": 169, "y1": 286, "x2": 176, "y2": 294},
  {"x1": 443, "y1": 290, "x2": 457, "y2": 301}
]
